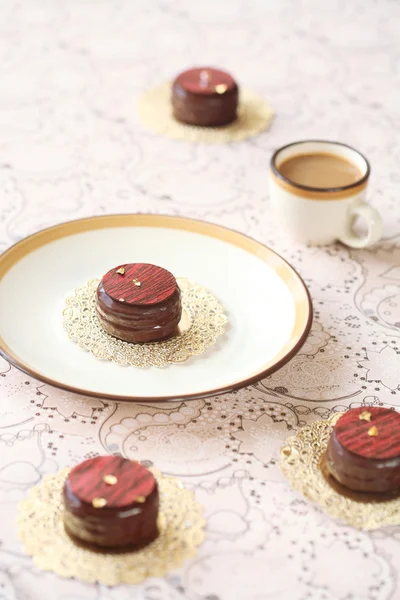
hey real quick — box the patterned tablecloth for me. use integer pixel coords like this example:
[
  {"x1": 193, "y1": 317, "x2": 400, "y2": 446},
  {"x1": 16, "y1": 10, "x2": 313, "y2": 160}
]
[{"x1": 1, "y1": 1, "x2": 400, "y2": 599}]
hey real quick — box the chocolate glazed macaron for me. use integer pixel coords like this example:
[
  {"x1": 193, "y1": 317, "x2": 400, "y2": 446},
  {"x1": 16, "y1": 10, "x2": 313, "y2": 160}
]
[
  {"x1": 63, "y1": 456, "x2": 159, "y2": 549},
  {"x1": 326, "y1": 407, "x2": 400, "y2": 493},
  {"x1": 172, "y1": 67, "x2": 239, "y2": 127},
  {"x1": 96, "y1": 263, "x2": 182, "y2": 343}
]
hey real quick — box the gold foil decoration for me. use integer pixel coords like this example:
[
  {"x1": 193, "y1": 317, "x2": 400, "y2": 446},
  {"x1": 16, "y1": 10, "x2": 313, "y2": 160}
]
[
  {"x1": 135, "y1": 496, "x2": 146, "y2": 503},
  {"x1": 118, "y1": 298, "x2": 125, "y2": 302},
  {"x1": 92, "y1": 497, "x2": 107, "y2": 508},
  {"x1": 359, "y1": 410, "x2": 372, "y2": 422},
  {"x1": 137, "y1": 83, "x2": 274, "y2": 143},
  {"x1": 62, "y1": 278, "x2": 227, "y2": 368},
  {"x1": 215, "y1": 84, "x2": 228, "y2": 94},
  {"x1": 116, "y1": 268, "x2": 125, "y2": 275},
  {"x1": 103, "y1": 474, "x2": 117, "y2": 485},
  {"x1": 132, "y1": 279, "x2": 141, "y2": 286},
  {"x1": 280, "y1": 413, "x2": 400, "y2": 530},
  {"x1": 368, "y1": 426, "x2": 379, "y2": 437},
  {"x1": 17, "y1": 468, "x2": 205, "y2": 585}
]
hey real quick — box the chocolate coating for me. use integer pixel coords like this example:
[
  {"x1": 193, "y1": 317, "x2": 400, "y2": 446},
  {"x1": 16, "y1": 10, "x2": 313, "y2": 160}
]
[
  {"x1": 326, "y1": 407, "x2": 400, "y2": 493},
  {"x1": 96, "y1": 263, "x2": 182, "y2": 343},
  {"x1": 172, "y1": 67, "x2": 238, "y2": 126},
  {"x1": 63, "y1": 456, "x2": 159, "y2": 549}
]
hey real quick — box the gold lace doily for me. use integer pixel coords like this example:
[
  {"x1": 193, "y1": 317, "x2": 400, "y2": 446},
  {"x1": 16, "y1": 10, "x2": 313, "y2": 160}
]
[
  {"x1": 18, "y1": 468, "x2": 205, "y2": 585},
  {"x1": 280, "y1": 413, "x2": 400, "y2": 530},
  {"x1": 63, "y1": 278, "x2": 227, "y2": 368},
  {"x1": 137, "y1": 82, "x2": 274, "y2": 143}
]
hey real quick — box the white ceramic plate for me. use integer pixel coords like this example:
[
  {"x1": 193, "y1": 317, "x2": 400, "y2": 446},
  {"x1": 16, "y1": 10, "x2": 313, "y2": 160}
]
[{"x1": 0, "y1": 215, "x2": 312, "y2": 402}]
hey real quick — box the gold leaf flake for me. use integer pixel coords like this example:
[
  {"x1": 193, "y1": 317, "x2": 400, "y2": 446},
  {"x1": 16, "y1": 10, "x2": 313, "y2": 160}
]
[
  {"x1": 103, "y1": 474, "x2": 118, "y2": 485},
  {"x1": 116, "y1": 268, "x2": 125, "y2": 275},
  {"x1": 215, "y1": 84, "x2": 228, "y2": 94},
  {"x1": 92, "y1": 497, "x2": 107, "y2": 508},
  {"x1": 368, "y1": 426, "x2": 379, "y2": 437},
  {"x1": 135, "y1": 496, "x2": 146, "y2": 503},
  {"x1": 359, "y1": 410, "x2": 372, "y2": 422},
  {"x1": 132, "y1": 279, "x2": 141, "y2": 286}
]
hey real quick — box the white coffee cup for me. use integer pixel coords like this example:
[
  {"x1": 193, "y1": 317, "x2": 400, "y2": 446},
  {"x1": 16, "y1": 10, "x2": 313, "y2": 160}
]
[{"x1": 269, "y1": 140, "x2": 383, "y2": 247}]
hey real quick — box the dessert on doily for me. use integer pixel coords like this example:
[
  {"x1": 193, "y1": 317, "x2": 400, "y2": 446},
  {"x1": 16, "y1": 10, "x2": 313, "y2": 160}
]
[
  {"x1": 172, "y1": 67, "x2": 239, "y2": 126},
  {"x1": 63, "y1": 269, "x2": 227, "y2": 368},
  {"x1": 18, "y1": 457, "x2": 205, "y2": 584},
  {"x1": 325, "y1": 406, "x2": 400, "y2": 494},
  {"x1": 136, "y1": 67, "x2": 274, "y2": 143},
  {"x1": 279, "y1": 408, "x2": 400, "y2": 529},
  {"x1": 63, "y1": 456, "x2": 159, "y2": 549},
  {"x1": 96, "y1": 263, "x2": 182, "y2": 343}
]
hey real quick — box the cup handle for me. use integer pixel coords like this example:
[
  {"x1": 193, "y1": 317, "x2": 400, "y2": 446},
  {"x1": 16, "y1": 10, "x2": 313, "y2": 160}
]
[{"x1": 338, "y1": 203, "x2": 383, "y2": 248}]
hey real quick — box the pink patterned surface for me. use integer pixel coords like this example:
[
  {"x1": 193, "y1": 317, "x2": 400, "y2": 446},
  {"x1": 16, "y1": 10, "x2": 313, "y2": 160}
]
[{"x1": 1, "y1": 1, "x2": 400, "y2": 599}]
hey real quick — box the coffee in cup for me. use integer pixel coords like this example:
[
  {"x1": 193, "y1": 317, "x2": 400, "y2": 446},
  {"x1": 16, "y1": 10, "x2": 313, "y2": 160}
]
[{"x1": 269, "y1": 140, "x2": 383, "y2": 247}]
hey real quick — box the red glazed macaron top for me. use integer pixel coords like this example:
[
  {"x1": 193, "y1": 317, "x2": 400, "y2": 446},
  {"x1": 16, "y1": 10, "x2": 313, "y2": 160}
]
[
  {"x1": 174, "y1": 67, "x2": 236, "y2": 95},
  {"x1": 334, "y1": 406, "x2": 400, "y2": 460},
  {"x1": 67, "y1": 456, "x2": 156, "y2": 509},
  {"x1": 102, "y1": 263, "x2": 178, "y2": 306}
]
